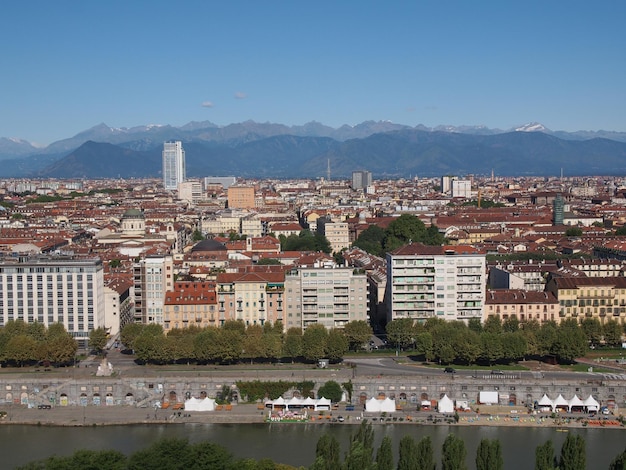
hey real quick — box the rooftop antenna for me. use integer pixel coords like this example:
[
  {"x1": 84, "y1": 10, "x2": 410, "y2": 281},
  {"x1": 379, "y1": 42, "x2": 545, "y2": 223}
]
[{"x1": 326, "y1": 159, "x2": 331, "y2": 182}]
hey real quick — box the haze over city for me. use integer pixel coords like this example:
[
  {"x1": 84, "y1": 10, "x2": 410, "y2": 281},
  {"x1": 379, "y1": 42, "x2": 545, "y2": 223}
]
[{"x1": 2, "y1": 1, "x2": 625, "y2": 145}]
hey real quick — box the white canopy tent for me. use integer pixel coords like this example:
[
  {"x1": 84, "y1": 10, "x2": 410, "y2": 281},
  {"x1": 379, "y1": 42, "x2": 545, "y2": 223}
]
[
  {"x1": 537, "y1": 394, "x2": 553, "y2": 411},
  {"x1": 437, "y1": 394, "x2": 454, "y2": 414},
  {"x1": 315, "y1": 397, "x2": 332, "y2": 411},
  {"x1": 583, "y1": 395, "x2": 600, "y2": 412},
  {"x1": 553, "y1": 394, "x2": 568, "y2": 411},
  {"x1": 568, "y1": 395, "x2": 584, "y2": 412},
  {"x1": 184, "y1": 397, "x2": 216, "y2": 412},
  {"x1": 365, "y1": 397, "x2": 397, "y2": 412}
]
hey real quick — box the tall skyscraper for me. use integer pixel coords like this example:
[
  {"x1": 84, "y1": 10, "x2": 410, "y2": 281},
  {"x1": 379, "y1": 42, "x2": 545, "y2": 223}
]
[
  {"x1": 351, "y1": 170, "x2": 372, "y2": 190},
  {"x1": 162, "y1": 141, "x2": 185, "y2": 190}
]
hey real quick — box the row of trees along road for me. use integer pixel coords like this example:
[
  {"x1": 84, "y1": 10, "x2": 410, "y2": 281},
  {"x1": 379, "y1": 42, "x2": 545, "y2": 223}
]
[
  {"x1": 121, "y1": 320, "x2": 373, "y2": 365},
  {"x1": 384, "y1": 315, "x2": 625, "y2": 365},
  {"x1": 0, "y1": 320, "x2": 77, "y2": 367},
  {"x1": 17, "y1": 423, "x2": 626, "y2": 469}
]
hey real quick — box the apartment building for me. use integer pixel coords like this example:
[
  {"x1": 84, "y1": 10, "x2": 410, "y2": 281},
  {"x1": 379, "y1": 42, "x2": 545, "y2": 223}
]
[
  {"x1": 163, "y1": 281, "x2": 218, "y2": 331},
  {"x1": 316, "y1": 216, "x2": 350, "y2": 253},
  {"x1": 0, "y1": 255, "x2": 105, "y2": 346},
  {"x1": 133, "y1": 255, "x2": 174, "y2": 324},
  {"x1": 545, "y1": 276, "x2": 626, "y2": 324},
  {"x1": 386, "y1": 243, "x2": 486, "y2": 323},
  {"x1": 284, "y1": 267, "x2": 368, "y2": 330},
  {"x1": 227, "y1": 185, "x2": 256, "y2": 209},
  {"x1": 484, "y1": 289, "x2": 559, "y2": 324},
  {"x1": 216, "y1": 271, "x2": 284, "y2": 328}
]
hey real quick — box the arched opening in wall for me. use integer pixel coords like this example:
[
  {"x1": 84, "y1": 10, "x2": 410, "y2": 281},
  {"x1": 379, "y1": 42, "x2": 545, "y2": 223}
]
[
  {"x1": 106, "y1": 393, "x2": 114, "y2": 406},
  {"x1": 59, "y1": 393, "x2": 68, "y2": 406},
  {"x1": 389, "y1": 393, "x2": 396, "y2": 400},
  {"x1": 509, "y1": 393, "x2": 517, "y2": 406},
  {"x1": 420, "y1": 392, "x2": 429, "y2": 401},
  {"x1": 93, "y1": 393, "x2": 101, "y2": 405},
  {"x1": 200, "y1": 391, "x2": 207, "y2": 399},
  {"x1": 398, "y1": 393, "x2": 407, "y2": 404},
  {"x1": 79, "y1": 393, "x2": 88, "y2": 406},
  {"x1": 607, "y1": 394, "x2": 616, "y2": 410},
  {"x1": 526, "y1": 394, "x2": 533, "y2": 407},
  {"x1": 125, "y1": 393, "x2": 135, "y2": 405},
  {"x1": 20, "y1": 392, "x2": 28, "y2": 405},
  {"x1": 377, "y1": 392, "x2": 386, "y2": 399},
  {"x1": 292, "y1": 390, "x2": 301, "y2": 398},
  {"x1": 169, "y1": 391, "x2": 177, "y2": 403},
  {"x1": 5, "y1": 393, "x2": 12, "y2": 404},
  {"x1": 409, "y1": 393, "x2": 417, "y2": 404},
  {"x1": 230, "y1": 390, "x2": 239, "y2": 402},
  {"x1": 359, "y1": 392, "x2": 367, "y2": 405}
]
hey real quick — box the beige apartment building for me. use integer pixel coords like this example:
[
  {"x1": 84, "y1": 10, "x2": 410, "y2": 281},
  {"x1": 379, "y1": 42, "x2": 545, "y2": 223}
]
[
  {"x1": 545, "y1": 276, "x2": 626, "y2": 324},
  {"x1": 227, "y1": 185, "x2": 256, "y2": 209},
  {"x1": 484, "y1": 289, "x2": 559, "y2": 324},
  {"x1": 163, "y1": 281, "x2": 218, "y2": 331},
  {"x1": 316, "y1": 217, "x2": 350, "y2": 253}
]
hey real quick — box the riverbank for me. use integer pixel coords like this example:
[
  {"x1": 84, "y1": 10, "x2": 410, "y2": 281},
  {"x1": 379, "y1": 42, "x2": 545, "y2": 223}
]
[{"x1": 1, "y1": 403, "x2": 622, "y2": 430}]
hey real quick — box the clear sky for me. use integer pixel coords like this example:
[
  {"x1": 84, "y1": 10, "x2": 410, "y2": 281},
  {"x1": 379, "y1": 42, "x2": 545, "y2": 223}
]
[{"x1": 1, "y1": 1, "x2": 625, "y2": 145}]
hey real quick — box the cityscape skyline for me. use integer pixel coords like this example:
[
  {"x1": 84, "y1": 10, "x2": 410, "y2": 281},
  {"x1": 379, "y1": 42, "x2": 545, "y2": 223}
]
[{"x1": 2, "y1": 1, "x2": 625, "y2": 145}]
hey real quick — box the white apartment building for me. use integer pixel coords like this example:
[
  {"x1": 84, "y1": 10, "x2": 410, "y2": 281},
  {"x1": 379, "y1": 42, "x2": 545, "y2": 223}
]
[
  {"x1": 316, "y1": 217, "x2": 350, "y2": 253},
  {"x1": 0, "y1": 256, "x2": 105, "y2": 346},
  {"x1": 178, "y1": 180, "x2": 203, "y2": 204},
  {"x1": 162, "y1": 141, "x2": 186, "y2": 190},
  {"x1": 284, "y1": 267, "x2": 368, "y2": 330},
  {"x1": 451, "y1": 179, "x2": 472, "y2": 198},
  {"x1": 386, "y1": 243, "x2": 485, "y2": 323},
  {"x1": 133, "y1": 255, "x2": 174, "y2": 324}
]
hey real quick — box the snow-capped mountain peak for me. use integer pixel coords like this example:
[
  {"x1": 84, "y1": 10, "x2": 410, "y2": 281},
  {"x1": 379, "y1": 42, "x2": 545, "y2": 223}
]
[{"x1": 514, "y1": 122, "x2": 548, "y2": 132}]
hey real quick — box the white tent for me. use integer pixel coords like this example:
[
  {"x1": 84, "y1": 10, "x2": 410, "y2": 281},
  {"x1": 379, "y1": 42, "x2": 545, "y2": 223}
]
[
  {"x1": 286, "y1": 397, "x2": 303, "y2": 410},
  {"x1": 537, "y1": 394, "x2": 554, "y2": 411},
  {"x1": 365, "y1": 397, "x2": 396, "y2": 413},
  {"x1": 438, "y1": 394, "x2": 454, "y2": 414},
  {"x1": 184, "y1": 397, "x2": 216, "y2": 412},
  {"x1": 315, "y1": 397, "x2": 331, "y2": 410},
  {"x1": 380, "y1": 397, "x2": 396, "y2": 412},
  {"x1": 568, "y1": 395, "x2": 584, "y2": 412},
  {"x1": 583, "y1": 395, "x2": 600, "y2": 412},
  {"x1": 479, "y1": 391, "x2": 499, "y2": 405},
  {"x1": 553, "y1": 394, "x2": 568, "y2": 411},
  {"x1": 365, "y1": 397, "x2": 381, "y2": 412},
  {"x1": 302, "y1": 397, "x2": 316, "y2": 408}
]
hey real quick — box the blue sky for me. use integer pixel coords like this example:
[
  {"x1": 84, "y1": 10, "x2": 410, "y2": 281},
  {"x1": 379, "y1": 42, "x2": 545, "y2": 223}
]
[{"x1": 1, "y1": 1, "x2": 625, "y2": 145}]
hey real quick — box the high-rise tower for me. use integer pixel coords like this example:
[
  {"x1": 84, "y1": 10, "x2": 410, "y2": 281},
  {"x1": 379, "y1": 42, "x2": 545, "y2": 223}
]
[{"x1": 162, "y1": 141, "x2": 185, "y2": 190}]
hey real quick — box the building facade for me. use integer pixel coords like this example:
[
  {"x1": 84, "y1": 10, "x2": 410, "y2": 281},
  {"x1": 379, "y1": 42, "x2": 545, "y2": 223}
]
[
  {"x1": 351, "y1": 170, "x2": 372, "y2": 190},
  {"x1": 0, "y1": 256, "x2": 105, "y2": 346},
  {"x1": 316, "y1": 217, "x2": 350, "y2": 253},
  {"x1": 162, "y1": 141, "x2": 186, "y2": 190},
  {"x1": 386, "y1": 244, "x2": 486, "y2": 323},
  {"x1": 163, "y1": 281, "x2": 218, "y2": 331},
  {"x1": 227, "y1": 186, "x2": 256, "y2": 209},
  {"x1": 133, "y1": 255, "x2": 174, "y2": 324},
  {"x1": 484, "y1": 289, "x2": 559, "y2": 324},
  {"x1": 284, "y1": 267, "x2": 368, "y2": 330}
]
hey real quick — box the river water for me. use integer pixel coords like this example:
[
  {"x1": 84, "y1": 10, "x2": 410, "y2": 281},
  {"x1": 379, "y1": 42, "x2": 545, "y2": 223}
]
[{"x1": 0, "y1": 423, "x2": 623, "y2": 469}]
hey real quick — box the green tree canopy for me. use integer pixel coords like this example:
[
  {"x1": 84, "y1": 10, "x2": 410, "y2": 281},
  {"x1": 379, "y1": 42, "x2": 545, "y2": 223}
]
[
  {"x1": 342, "y1": 320, "x2": 373, "y2": 351},
  {"x1": 317, "y1": 380, "x2": 343, "y2": 403}
]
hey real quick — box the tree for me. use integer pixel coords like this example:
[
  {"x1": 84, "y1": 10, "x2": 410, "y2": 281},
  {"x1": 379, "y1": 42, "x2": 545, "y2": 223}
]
[
  {"x1": 342, "y1": 320, "x2": 373, "y2": 351},
  {"x1": 353, "y1": 225, "x2": 386, "y2": 257},
  {"x1": 44, "y1": 333, "x2": 78, "y2": 366},
  {"x1": 468, "y1": 317, "x2": 483, "y2": 334},
  {"x1": 476, "y1": 439, "x2": 503, "y2": 470},
  {"x1": 553, "y1": 319, "x2": 587, "y2": 363},
  {"x1": 500, "y1": 332, "x2": 527, "y2": 362},
  {"x1": 344, "y1": 420, "x2": 374, "y2": 470},
  {"x1": 609, "y1": 447, "x2": 626, "y2": 470},
  {"x1": 442, "y1": 433, "x2": 467, "y2": 470},
  {"x1": 193, "y1": 327, "x2": 220, "y2": 363},
  {"x1": 5, "y1": 334, "x2": 38, "y2": 366},
  {"x1": 242, "y1": 325, "x2": 265, "y2": 363},
  {"x1": 89, "y1": 327, "x2": 108, "y2": 356},
  {"x1": 416, "y1": 436, "x2": 435, "y2": 470},
  {"x1": 480, "y1": 332, "x2": 503, "y2": 365},
  {"x1": 282, "y1": 327, "x2": 302, "y2": 362},
  {"x1": 120, "y1": 323, "x2": 144, "y2": 352},
  {"x1": 385, "y1": 318, "x2": 416, "y2": 350},
  {"x1": 483, "y1": 315, "x2": 503, "y2": 334},
  {"x1": 535, "y1": 440, "x2": 556, "y2": 470},
  {"x1": 325, "y1": 329, "x2": 348, "y2": 362},
  {"x1": 301, "y1": 324, "x2": 328, "y2": 362},
  {"x1": 310, "y1": 433, "x2": 341, "y2": 470},
  {"x1": 397, "y1": 435, "x2": 419, "y2": 470},
  {"x1": 214, "y1": 329, "x2": 242, "y2": 364},
  {"x1": 192, "y1": 230, "x2": 204, "y2": 241},
  {"x1": 565, "y1": 227, "x2": 583, "y2": 237},
  {"x1": 559, "y1": 433, "x2": 585, "y2": 470},
  {"x1": 375, "y1": 435, "x2": 394, "y2": 470},
  {"x1": 615, "y1": 226, "x2": 626, "y2": 236},
  {"x1": 580, "y1": 318, "x2": 603, "y2": 347},
  {"x1": 414, "y1": 332, "x2": 434, "y2": 361},
  {"x1": 317, "y1": 380, "x2": 342, "y2": 403},
  {"x1": 603, "y1": 319, "x2": 623, "y2": 347},
  {"x1": 455, "y1": 330, "x2": 482, "y2": 365},
  {"x1": 502, "y1": 316, "x2": 520, "y2": 332}
]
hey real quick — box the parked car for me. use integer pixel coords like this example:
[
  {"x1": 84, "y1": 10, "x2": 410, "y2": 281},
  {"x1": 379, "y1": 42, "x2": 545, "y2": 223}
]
[
  {"x1": 444, "y1": 367, "x2": 456, "y2": 374},
  {"x1": 491, "y1": 369, "x2": 504, "y2": 375}
]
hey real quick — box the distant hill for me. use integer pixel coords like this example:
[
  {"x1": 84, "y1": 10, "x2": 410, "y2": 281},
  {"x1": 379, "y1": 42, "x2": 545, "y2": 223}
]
[{"x1": 32, "y1": 130, "x2": 626, "y2": 179}]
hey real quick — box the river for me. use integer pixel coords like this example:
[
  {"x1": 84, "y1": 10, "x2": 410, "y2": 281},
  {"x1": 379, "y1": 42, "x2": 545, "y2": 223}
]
[{"x1": 0, "y1": 423, "x2": 623, "y2": 469}]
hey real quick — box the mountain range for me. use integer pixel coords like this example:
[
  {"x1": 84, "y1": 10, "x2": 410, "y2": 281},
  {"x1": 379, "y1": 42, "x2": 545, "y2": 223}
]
[{"x1": 2, "y1": 121, "x2": 626, "y2": 179}]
